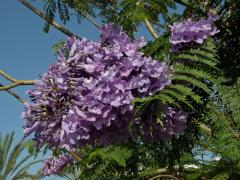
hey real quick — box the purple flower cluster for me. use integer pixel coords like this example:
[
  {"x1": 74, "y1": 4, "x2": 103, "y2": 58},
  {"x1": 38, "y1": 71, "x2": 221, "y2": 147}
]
[
  {"x1": 22, "y1": 24, "x2": 172, "y2": 151},
  {"x1": 170, "y1": 14, "x2": 219, "y2": 52},
  {"x1": 161, "y1": 106, "x2": 188, "y2": 138},
  {"x1": 41, "y1": 154, "x2": 72, "y2": 176},
  {"x1": 134, "y1": 106, "x2": 188, "y2": 141}
]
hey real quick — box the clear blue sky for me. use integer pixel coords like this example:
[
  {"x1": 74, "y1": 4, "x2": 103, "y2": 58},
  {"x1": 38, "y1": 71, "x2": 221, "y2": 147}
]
[{"x1": 0, "y1": 1, "x2": 184, "y2": 178}]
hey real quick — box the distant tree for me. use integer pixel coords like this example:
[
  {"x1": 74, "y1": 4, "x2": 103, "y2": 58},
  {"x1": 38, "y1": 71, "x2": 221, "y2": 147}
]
[{"x1": 0, "y1": 132, "x2": 41, "y2": 180}]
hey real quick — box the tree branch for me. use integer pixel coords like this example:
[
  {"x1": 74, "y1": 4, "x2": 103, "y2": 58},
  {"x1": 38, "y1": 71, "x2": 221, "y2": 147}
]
[
  {"x1": 69, "y1": 151, "x2": 81, "y2": 161},
  {"x1": 199, "y1": 123, "x2": 240, "y2": 139},
  {"x1": 0, "y1": 83, "x2": 26, "y2": 103},
  {"x1": 174, "y1": 0, "x2": 189, "y2": 7},
  {"x1": 0, "y1": 70, "x2": 17, "y2": 82},
  {"x1": 0, "y1": 70, "x2": 34, "y2": 91},
  {"x1": 144, "y1": 18, "x2": 159, "y2": 39},
  {"x1": 149, "y1": 174, "x2": 180, "y2": 180},
  {"x1": 18, "y1": 0, "x2": 79, "y2": 38},
  {"x1": 154, "y1": 168, "x2": 168, "y2": 174},
  {"x1": 0, "y1": 80, "x2": 34, "y2": 91},
  {"x1": 199, "y1": 123, "x2": 212, "y2": 135},
  {"x1": 80, "y1": 12, "x2": 100, "y2": 29}
]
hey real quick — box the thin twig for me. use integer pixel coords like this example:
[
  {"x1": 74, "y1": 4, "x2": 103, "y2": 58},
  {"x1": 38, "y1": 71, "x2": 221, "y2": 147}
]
[
  {"x1": 0, "y1": 70, "x2": 33, "y2": 101},
  {"x1": 0, "y1": 70, "x2": 34, "y2": 91},
  {"x1": 18, "y1": 0, "x2": 79, "y2": 38},
  {"x1": 199, "y1": 123, "x2": 212, "y2": 135},
  {"x1": 0, "y1": 80, "x2": 34, "y2": 91},
  {"x1": 174, "y1": 0, "x2": 189, "y2": 7},
  {"x1": 149, "y1": 174, "x2": 180, "y2": 180},
  {"x1": 144, "y1": 18, "x2": 159, "y2": 39},
  {"x1": 81, "y1": 12, "x2": 100, "y2": 29},
  {"x1": 199, "y1": 123, "x2": 240, "y2": 139},
  {"x1": 69, "y1": 151, "x2": 81, "y2": 161},
  {"x1": 0, "y1": 70, "x2": 17, "y2": 82},
  {"x1": 0, "y1": 83, "x2": 26, "y2": 103},
  {"x1": 154, "y1": 168, "x2": 168, "y2": 174}
]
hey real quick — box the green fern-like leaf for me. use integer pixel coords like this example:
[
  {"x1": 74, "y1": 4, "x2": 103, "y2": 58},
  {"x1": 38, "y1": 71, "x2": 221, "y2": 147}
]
[
  {"x1": 173, "y1": 54, "x2": 218, "y2": 69},
  {"x1": 44, "y1": 0, "x2": 57, "y2": 32},
  {"x1": 159, "y1": 88, "x2": 194, "y2": 108},
  {"x1": 89, "y1": 145, "x2": 133, "y2": 167},
  {"x1": 174, "y1": 74, "x2": 211, "y2": 94},
  {"x1": 134, "y1": 38, "x2": 219, "y2": 112},
  {"x1": 169, "y1": 84, "x2": 202, "y2": 103},
  {"x1": 174, "y1": 62, "x2": 214, "y2": 78}
]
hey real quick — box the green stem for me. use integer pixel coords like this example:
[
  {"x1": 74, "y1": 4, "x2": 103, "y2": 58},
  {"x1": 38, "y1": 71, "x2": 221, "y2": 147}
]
[
  {"x1": 174, "y1": 0, "x2": 189, "y2": 7},
  {"x1": 149, "y1": 174, "x2": 180, "y2": 180},
  {"x1": 0, "y1": 80, "x2": 34, "y2": 91},
  {"x1": 144, "y1": 18, "x2": 159, "y2": 39},
  {"x1": 69, "y1": 151, "x2": 81, "y2": 161},
  {"x1": 0, "y1": 70, "x2": 17, "y2": 82},
  {"x1": 0, "y1": 83, "x2": 26, "y2": 103},
  {"x1": 0, "y1": 70, "x2": 34, "y2": 91},
  {"x1": 199, "y1": 123, "x2": 212, "y2": 134},
  {"x1": 80, "y1": 12, "x2": 100, "y2": 29}
]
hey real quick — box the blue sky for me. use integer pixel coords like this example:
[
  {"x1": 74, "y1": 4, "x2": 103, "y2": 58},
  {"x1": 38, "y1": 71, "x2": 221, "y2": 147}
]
[{"x1": 0, "y1": 1, "x2": 185, "y2": 178}]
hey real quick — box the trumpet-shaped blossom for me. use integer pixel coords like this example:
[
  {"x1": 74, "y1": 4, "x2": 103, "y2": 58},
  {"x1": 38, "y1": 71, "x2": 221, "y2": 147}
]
[
  {"x1": 170, "y1": 14, "x2": 219, "y2": 52},
  {"x1": 41, "y1": 154, "x2": 72, "y2": 176},
  {"x1": 22, "y1": 24, "x2": 172, "y2": 151},
  {"x1": 133, "y1": 106, "x2": 188, "y2": 141}
]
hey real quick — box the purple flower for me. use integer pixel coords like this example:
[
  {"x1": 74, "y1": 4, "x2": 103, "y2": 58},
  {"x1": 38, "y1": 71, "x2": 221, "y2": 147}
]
[
  {"x1": 161, "y1": 106, "x2": 188, "y2": 137},
  {"x1": 22, "y1": 23, "x2": 172, "y2": 151},
  {"x1": 41, "y1": 154, "x2": 72, "y2": 176},
  {"x1": 133, "y1": 105, "x2": 188, "y2": 142},
  {"x1": 170, "y1": 14, "x2": 219, "y2": 52}
]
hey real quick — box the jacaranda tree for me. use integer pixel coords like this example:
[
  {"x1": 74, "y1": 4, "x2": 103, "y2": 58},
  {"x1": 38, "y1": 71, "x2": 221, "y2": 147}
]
[{"x1": 0, "y1": 0, "x2": 239, "y2": 179}]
